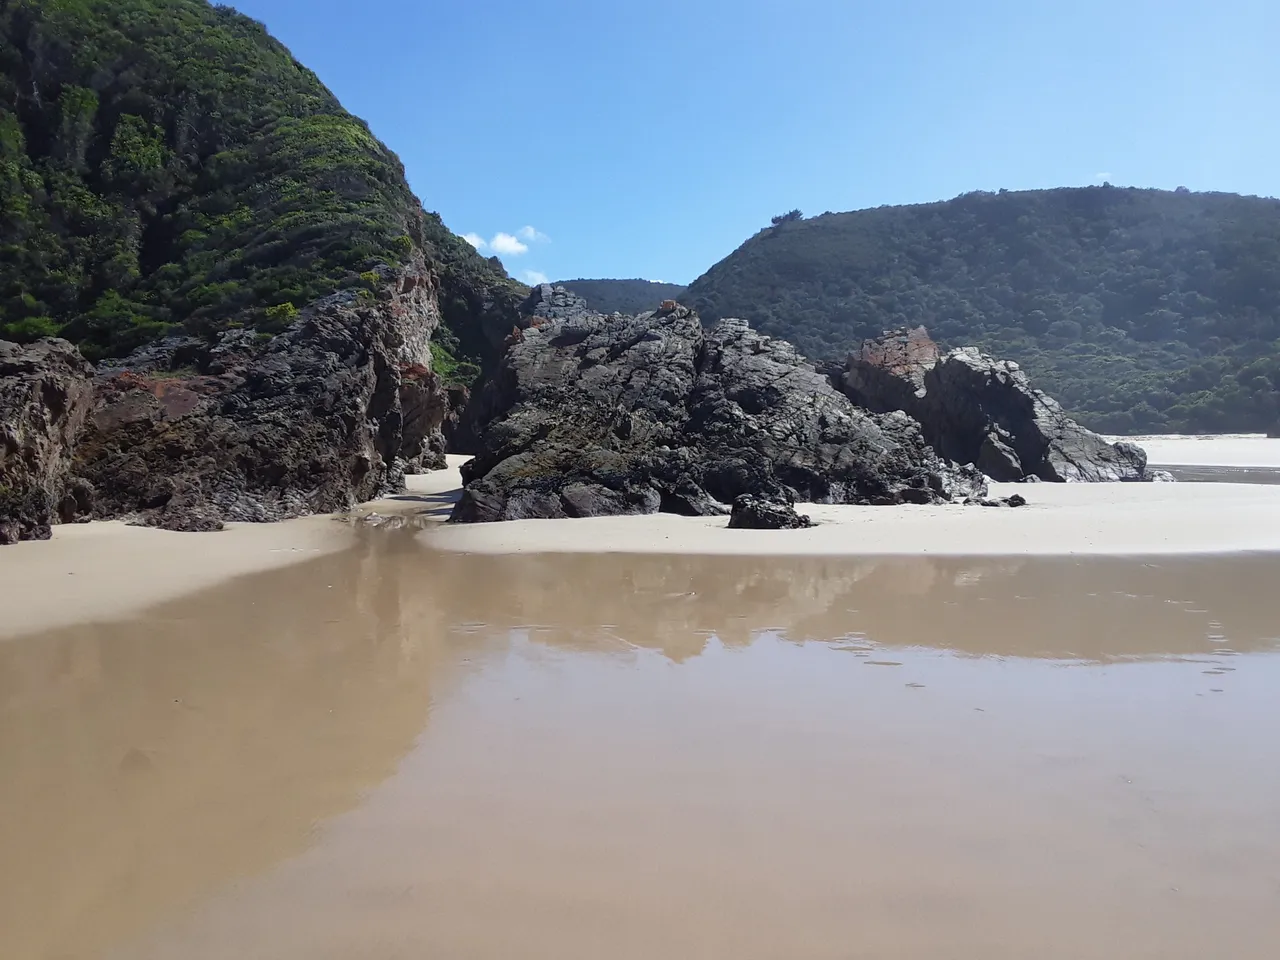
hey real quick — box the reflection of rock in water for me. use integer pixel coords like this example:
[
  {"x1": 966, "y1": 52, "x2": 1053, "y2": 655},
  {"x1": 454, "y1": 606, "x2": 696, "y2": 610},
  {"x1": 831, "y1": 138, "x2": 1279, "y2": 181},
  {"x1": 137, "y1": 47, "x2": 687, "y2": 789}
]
[
  {"x1": 0, "y1": 531, "x2": 479, "y2": 960},
  {"x1": 421, "y1": 549, "x2": 1280, "y2": 663}
]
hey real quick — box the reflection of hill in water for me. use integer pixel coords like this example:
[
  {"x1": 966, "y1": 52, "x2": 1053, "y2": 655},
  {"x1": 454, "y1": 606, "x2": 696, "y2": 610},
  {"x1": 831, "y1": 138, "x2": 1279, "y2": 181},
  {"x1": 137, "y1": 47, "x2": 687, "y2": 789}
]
[
  {"x1": 422, "y1": 549, "x2": 1280, "y2": 664},
  {"x1": 3, "y1": 535, "x2": 1278, "y2": 957}
]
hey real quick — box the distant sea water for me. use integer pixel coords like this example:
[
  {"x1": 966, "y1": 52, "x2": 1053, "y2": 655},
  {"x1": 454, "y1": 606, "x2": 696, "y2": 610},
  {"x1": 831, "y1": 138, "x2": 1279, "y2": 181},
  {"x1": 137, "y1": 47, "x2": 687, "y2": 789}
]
[{"x1": 1108, "y1": 433, "x2": 1280, "y2": 483}]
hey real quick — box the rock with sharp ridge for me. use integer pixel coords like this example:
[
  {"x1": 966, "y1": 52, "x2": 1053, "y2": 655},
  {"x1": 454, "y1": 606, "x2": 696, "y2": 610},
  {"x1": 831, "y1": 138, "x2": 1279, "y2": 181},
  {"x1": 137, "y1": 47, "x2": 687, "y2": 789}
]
[
  {"x1": 841, "y1": 328, "x2": 1154, "y2": 482},
  {"x1": 0, "y1": 338, "x2": 96, "y2": 543},
  {"x1": 451, "y1": 288, "x2": 987, "y2": 523}
]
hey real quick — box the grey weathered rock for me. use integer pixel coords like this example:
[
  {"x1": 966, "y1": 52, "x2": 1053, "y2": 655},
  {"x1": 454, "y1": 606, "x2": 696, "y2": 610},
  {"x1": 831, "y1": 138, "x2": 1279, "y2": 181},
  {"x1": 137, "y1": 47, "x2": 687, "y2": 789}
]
[
  {"x1": 965, "y1": 493, "x2": 1028, "y2": 508},
  {"x1": 0, "y1": 338, "x2": 95, "y2": 543},
  {"x1": 452, "y1": 290, "x2": 986, "y2": 523},
  {"x1": 842, "y1": 329, "x2": 1154, "y2": 482},
  {"x1": 73, "y1": 258, "x2": 451, "y2": 531},
  {"x1": 727, "y1": 494, "x2": 814, "y2": 529}
]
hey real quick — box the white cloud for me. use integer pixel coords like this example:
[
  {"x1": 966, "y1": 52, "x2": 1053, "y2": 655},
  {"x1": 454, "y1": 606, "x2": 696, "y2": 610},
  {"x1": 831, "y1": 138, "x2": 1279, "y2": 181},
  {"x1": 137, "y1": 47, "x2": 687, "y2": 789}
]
[
  {"x1": 490, "y1": 232, "x2": 529, "y2": 256},
  {"x1": 1094, "y1": 171, "x2": 1111, "y2": 182},
  {"x1": 521, "y1": 269, "x2": 550, "y2": 285},
  {"x1": 516, "y1": 225, "x2": 550, "y2": 243},
  {"x1": 461, "y1": 226, "x2": 549, "y2": 257}
]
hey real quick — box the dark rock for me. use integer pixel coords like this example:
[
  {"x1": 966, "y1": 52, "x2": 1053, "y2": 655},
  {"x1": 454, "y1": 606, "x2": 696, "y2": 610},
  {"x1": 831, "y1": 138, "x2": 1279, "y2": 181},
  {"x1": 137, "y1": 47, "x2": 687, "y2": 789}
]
[
  {"x1": 727, "y1": 494, "x2": 814, "y2": 529},
  {"x1": 842, "y1": 329, "x2": 1155, "y2": 482},
  {"x1": 74, "y1": 257, "x2": 451, "y2": 529},
  {"x1": 0, "y1": 338, "x2": 96, "y2": 543},
  {"x1": 965, "y1": 493, "x2": 1028, "y2": 508},
  {"x1": 452, "y1": 291, "x2": 987, "y2": 523},
  {"x1": 397, "y1": 363, "x2": 453, "y2": 473}
]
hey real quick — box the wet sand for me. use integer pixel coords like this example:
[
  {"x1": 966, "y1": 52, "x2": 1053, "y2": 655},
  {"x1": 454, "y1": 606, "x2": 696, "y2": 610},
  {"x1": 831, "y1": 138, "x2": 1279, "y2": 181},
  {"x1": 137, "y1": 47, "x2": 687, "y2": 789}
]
[
  {"x1": 0, "y1": 457, "x2": 465, "y2": 641},
  {"x1": 4, "y1": 541, "x2": 1280, "y2": 959},
  {"x1": 1163, "y1": 464, "x2": 1280, "y2": 484}
]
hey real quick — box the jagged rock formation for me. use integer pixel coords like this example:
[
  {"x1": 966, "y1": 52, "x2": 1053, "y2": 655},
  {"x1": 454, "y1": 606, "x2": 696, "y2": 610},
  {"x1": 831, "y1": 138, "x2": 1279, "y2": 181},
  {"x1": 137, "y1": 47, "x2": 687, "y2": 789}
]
[
  {"x1": 0, "y1": 339, "x2": 95, "y2": 543},
  {"x1": 727, "y1": 495, "x2": 815, "y2": 529},
  {"x1": 452, "y1": 288, "x2": 986, "y2": 523},
  {"x1": 840, "y1": 328, "x2": 1151, "y2": 482},
  {"x1": 67, "y1": 261, "x2": 450, "y2": 532}
]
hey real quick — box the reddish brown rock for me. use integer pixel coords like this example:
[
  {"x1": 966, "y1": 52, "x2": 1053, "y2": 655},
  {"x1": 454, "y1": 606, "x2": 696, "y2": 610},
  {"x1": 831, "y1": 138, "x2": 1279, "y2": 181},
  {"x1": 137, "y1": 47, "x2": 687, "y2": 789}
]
[{"x1": 0, "y1": 339, "x2": 95, "y2": 543}]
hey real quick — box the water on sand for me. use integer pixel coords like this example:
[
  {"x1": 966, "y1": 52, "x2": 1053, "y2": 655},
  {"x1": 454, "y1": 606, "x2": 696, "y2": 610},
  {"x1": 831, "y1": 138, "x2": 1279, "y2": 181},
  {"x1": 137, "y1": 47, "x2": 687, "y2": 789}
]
[{"x1": 3, "y1": 535, "x2": 1279, "y2": 959}]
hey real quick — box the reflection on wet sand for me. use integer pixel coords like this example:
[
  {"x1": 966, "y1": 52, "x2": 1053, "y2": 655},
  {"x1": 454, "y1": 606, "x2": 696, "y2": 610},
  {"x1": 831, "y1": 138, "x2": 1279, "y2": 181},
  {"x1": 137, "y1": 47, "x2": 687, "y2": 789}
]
[
  {"x1": 0, "y1": 533, "x2": 482, "y2": 960},
  {"x1": 3, "y1": 538, "x2": 1280, "y2": 959},
  {"x1": 420, "y1": 549, "x2": 1280, "y2": 663}
]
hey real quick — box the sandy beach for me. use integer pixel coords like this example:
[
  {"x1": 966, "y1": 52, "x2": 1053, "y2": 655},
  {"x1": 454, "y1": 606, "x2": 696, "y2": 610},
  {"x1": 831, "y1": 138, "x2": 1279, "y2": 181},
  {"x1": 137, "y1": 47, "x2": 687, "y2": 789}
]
[
  {"x1": 5, "y1": 441, "x2": 1280, "y2": 639},
  {"x1": 0, "y1": 459, "x2": 465, "y2": 641},
  {"x1": 426, "y1": 477, "x2": 1280, "y2": 558}
]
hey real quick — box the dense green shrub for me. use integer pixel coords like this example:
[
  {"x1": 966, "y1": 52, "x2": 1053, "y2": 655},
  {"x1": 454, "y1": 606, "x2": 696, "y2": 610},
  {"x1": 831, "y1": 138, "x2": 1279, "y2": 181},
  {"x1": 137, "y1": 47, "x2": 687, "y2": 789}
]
[{"x1": 0, "y1": 0, "x2": 445, "y2": 358}]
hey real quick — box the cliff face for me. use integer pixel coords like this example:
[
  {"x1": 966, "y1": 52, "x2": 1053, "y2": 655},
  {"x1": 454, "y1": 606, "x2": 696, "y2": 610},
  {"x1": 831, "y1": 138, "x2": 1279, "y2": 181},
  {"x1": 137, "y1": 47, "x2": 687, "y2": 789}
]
[
  {"x1": 67, "y1": 257, "x2": 453, "y2": 532},
  {"x1": 0, "y1": 339, "x2": 96, "y2": 543},
  {"x1": 0, "y1": 0, "x2": 525, "y2": 540}
]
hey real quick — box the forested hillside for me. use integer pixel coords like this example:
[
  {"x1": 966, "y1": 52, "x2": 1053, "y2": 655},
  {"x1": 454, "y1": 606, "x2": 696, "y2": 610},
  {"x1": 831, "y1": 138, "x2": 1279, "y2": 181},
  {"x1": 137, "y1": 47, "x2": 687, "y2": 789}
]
[
  {"x1": 555, "y1": 279, "x2": 686, "y2": 316},
  {"x1": 683, "y1": 188, "x2": 1280, "y2": 433},
  {"x1": 0, "y1": 0, "x2": 521, "y2": 367}
]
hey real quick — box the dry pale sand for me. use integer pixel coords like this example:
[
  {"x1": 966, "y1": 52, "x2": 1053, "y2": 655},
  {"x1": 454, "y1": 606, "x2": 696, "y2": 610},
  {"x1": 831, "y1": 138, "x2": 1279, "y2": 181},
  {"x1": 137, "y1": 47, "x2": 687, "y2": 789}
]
[
  {"x1": 427, "y1": 478, "x2": 1280, "y2": 557},
  {"x1": 0, "y1": 458, "x2": 467, "y2": 641},
  {"x1": 1109, "y1": 433, "x2": 1280, "y2": 468}
]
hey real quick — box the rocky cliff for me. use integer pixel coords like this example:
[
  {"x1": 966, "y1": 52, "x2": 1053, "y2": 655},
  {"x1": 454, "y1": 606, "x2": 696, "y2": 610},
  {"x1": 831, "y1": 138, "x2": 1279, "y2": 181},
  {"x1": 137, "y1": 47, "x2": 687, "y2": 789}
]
[
  {"x1": 452, "y1": 287, "x2": 987, "y2": 523},
  {"x1": 71, "y1": 258, "x2": 459, "y2": 532},
  {"x1": 0, "y1": 339, "x2": 95, "y2": 543},
  {"x1": 0, "y1": 253, "x2": 486, "y2": 540}
]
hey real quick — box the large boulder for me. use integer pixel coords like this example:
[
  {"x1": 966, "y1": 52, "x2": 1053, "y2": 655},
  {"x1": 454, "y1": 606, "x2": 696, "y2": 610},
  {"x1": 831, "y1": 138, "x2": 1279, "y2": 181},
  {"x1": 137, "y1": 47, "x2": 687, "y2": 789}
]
[
  {"x1": 0, "y1": 339, "x2": 95, "y2": 543},
  {"x1": 727, "y1": 495, "x2": 815, "y2": 530},
  {"x1": 841, "y1": 328, "x2": 1152, "y2": 482},
  {"x1": 452, "y1": 290, "x2": 986, "y2": 522}
]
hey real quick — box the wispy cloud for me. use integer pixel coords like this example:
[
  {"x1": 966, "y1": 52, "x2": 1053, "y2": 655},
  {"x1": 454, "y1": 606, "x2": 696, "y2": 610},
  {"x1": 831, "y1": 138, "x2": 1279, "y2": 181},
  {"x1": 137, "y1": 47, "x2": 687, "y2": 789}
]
[
  {"x1": 490, "y1": 232, "x2": 529, "y2": 256},
  {"x1": 521, "y1": 269, "x2": 550, "y2": 285},
  {"x1": 1093, "y1": 171, "x2": 1111, "y2": 182},
  {"x1": 517, "y1": 225, "x2": 550, "y2": 243},
  {"x1": 462, "y1": 232, "x2": 487, "y2": 251}
]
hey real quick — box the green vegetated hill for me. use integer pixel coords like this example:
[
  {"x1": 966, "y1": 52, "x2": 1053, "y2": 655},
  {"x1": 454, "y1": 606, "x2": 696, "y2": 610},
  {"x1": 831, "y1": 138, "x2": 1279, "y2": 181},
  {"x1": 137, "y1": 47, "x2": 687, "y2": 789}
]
[
  {"x1": 0, "y1": 0, "x2": 521, "y2": 369},
  {"x1": 556, "y1": 278, "x2": 686, "y2": 316},
  {"x1": 683, "y1": 188, "x2": 1280, "y2": 433}
]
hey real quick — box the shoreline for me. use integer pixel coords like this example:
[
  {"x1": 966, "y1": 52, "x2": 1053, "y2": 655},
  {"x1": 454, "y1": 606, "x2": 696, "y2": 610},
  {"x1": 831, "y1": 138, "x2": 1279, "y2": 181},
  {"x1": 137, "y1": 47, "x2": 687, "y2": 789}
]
[
  {"x1": 423, "y1": 479, "x2": 1280, "y2": 558},
  {"x1": 1108, "y1": 433, "x2": 1280, "y2": 468},
  {"x1": 0, "y1": 458, "x2": 468, "y2": 641},
  {"x1": 5, "y1": 441, "x2": 1280, "y2": 639}
]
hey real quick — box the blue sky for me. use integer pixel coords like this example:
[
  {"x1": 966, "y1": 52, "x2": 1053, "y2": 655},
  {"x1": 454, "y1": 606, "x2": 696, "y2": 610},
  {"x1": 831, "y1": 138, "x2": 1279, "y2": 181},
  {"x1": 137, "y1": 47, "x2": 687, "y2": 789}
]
[{"x1": 229, "y1": 0, "x2": 1279, "y2": 285}]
